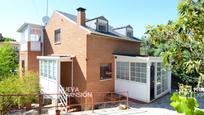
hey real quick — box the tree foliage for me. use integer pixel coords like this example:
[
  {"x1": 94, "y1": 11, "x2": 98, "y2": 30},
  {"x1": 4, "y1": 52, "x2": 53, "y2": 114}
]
[
  {"x1": 0, "y1": 43, "x2": 18, "y2": 78},
  {"x1": 145, "y1": 0, "x2": 204, "y2": 86},
  {"x1": 170, "y1": 92, "x2": 204, "y2": 115}
]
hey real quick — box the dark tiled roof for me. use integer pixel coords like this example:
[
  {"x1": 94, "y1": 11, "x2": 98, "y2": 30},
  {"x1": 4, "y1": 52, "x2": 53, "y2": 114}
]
[
  {"x1": 57, "y1": 11, "x2": 141, "y2": 42},
  {"x1": 57, "y1": 11, "x2": 77, "y2": 22},
  {"x1": 86, "y1": 16, "x2": 108, "y2": 22},
  {"x1": 85, "y1": 26, "x2": 120, "y2": 37}
]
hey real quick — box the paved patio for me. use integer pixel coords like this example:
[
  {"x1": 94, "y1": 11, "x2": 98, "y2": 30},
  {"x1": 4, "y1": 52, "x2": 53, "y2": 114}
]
[
  {"x1": 70, "y1": 93, "x2": 204, "y2": 115},
  {"x1": 8, "y1": 92, "x2": 204, "y2": 115}
]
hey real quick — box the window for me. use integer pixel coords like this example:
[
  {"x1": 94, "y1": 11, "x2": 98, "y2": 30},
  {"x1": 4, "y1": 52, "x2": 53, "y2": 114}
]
[
  {"x1": 130, "y1": 63, "x2": 147, "y2": 83},
  {"x1": 44, "y1": 60, "x2": 48, "y2": 77},
  {"x1": 98, "y1": 24, "x2": 107, "y2": 32},
  {"x1": 40, "y1": 60, "x2": 57, "y2": 80},
  {"x1": 100, "y1": 63, "x2": 112, "y2": 80},
  {"x1": 54, "y1": 29, "x2": 61, "y2": 43},
  {"x1": 126, "y1": 26, "x2": 133, "y2": 38},
  {"x1": 156, "y1": 62, "x2": 168, "y2": 95},
  {"x1": 126, "y1": 31, "x2": 133, "y2": 38},
  {"x1": 97, "y1": 19, "x2": 108, "y2": 33},
  {"x1": 116, "y1": 62, "x2": 129, "y2": 80},
  {"x1": 40, "y1": 60, "x2": 43, "y2": 76}
]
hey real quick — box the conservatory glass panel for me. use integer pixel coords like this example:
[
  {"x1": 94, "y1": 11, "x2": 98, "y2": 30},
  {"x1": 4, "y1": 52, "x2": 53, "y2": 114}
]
[
  {"x1": 116, "y1": 62, "x2": 129, "y2": 80},
  {"x1": 130, "y1": 62, "x2": 147, "y2": 83}
]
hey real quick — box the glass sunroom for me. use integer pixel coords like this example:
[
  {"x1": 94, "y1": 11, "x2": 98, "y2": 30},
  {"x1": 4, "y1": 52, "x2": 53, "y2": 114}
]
[{"x1": 114, "y1": 54, "x2": 171, "y2": 103}]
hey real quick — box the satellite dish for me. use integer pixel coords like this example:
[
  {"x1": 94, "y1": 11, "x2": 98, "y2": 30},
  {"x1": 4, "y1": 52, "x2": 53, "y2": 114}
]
[{"x1": 42, "y1": 16, "x2": 50, "y2": 25}]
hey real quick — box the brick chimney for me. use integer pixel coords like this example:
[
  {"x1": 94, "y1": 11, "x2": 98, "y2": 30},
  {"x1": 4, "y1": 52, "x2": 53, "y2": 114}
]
[{"x1": 76, "y1": 7, "x2": 86, "y2": 26}]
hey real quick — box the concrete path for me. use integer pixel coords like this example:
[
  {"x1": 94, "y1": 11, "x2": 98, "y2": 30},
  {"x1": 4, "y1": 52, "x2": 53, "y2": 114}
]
[{"x1": 70, "y1": 93, "x2": 204, "y2": 115}]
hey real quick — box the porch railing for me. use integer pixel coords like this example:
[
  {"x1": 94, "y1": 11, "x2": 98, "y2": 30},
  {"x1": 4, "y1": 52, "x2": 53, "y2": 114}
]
[{"x1": 59, "y1": 85, "x2": 67, "y2": 112}]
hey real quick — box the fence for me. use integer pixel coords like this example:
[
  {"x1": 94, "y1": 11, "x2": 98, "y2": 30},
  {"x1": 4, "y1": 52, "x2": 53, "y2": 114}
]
[{"x1": 0, "y1": 91, "x2": 128, "y2": 115}]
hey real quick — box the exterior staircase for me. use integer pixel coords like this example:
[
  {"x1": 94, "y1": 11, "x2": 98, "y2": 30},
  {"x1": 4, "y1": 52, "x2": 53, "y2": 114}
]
[{"x1": 59, "y1": 85, "x2": 81, "y2": 113}]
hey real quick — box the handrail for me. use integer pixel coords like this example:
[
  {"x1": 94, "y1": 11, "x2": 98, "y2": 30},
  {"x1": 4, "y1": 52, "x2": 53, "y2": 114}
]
[{"x1": 59, "y1": 85, "x2": 67, "y2": 112}]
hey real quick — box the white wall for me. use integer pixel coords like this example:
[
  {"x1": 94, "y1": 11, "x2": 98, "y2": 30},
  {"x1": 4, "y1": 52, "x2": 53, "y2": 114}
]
[
  {"x1": 40, "y1": 77, "x2": 58, "y2": 99},
  {"x1": 115, "y1": 79, "x2": 149, "y2": 102},
  {"x1": 20, "y1": 42, "x2": 28, "y2": 51}
]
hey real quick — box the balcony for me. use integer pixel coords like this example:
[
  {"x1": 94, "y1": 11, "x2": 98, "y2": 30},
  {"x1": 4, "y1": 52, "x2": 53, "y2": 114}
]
[{"x1": 20, "y1": 41, "x2": 41, "y2": 51}]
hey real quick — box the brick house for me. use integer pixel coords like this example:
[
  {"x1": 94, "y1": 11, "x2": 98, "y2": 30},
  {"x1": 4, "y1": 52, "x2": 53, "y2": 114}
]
[{"x1": 18, "y1": 7, "x2": 171, "y2": 110}]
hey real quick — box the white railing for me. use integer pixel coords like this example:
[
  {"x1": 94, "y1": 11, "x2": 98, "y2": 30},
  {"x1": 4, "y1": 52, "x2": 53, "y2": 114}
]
[{"x1": 59, "y1": 85, "x2": 67, "y2": 112}]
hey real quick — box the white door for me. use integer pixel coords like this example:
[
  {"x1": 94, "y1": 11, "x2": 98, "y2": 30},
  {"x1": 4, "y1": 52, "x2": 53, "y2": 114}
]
[{"x1": 155, "y1": 62, "x2": 168, "y2": 98}]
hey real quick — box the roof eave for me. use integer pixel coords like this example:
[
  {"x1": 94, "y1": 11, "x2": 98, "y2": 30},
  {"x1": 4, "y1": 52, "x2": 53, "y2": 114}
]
[
  {"x1": 90, "y1": 32, "x2": 141, "y2": 43},
  {"x1": 17, "y1": 23, "x2": 42, "y2": 33},
  {"x1": 17, "y1": 23, "x2": 28, "y2": 32}
]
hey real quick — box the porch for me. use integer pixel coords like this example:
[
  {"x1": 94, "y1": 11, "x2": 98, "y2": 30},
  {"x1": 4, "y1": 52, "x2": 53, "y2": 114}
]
[{"x1": 37, "y1": 55, "x2": 74, "y2": 97}]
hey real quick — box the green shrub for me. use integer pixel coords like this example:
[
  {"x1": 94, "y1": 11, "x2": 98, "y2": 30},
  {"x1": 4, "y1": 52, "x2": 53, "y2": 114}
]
[
  {"x1": 0, "y1": 72, "x2": 39, "y2": 113},
  {"x1": 170, "y1": 84, "x2": 204, "y2": 115}
]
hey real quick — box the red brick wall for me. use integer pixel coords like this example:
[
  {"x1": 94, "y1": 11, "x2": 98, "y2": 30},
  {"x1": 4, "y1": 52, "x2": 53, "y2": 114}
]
[
  {"x1": 86, "y1": 34, "x2": 140, "y2": 95},
  {"x1": 44, "y1": 12, "x2": 89, "y2": 92},
  {"x1": 19, "y1": 51, "x2": 40, "y2": 77}
]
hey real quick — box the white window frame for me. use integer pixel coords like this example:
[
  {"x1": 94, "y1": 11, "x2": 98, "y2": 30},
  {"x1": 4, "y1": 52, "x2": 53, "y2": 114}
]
[{"x1": 40, "y1": 59, "x2": 57, "y2": 81}]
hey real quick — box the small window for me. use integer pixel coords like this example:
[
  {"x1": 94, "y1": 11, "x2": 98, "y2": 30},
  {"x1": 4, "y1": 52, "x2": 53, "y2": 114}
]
[
  {"x1": 97, "y1": 19, "x2": 108, "y2": 33},
  {"x1": 54, "y1": 29, "x2": 61, "y2": 43},
  {"x1": 126, "y1": 31, "x2": 133, "y2": 38},
  {"x1": 98, "y1": 24, "x2": 107, "y2": 32},
  {"x1": 100, "y1": 63, "x2": 112, "y2": 80}
]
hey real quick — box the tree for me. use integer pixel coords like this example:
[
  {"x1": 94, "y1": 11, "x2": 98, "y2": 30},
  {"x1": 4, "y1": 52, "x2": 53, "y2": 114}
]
[
  {"x1": 145, "y1": 0, "x2": 204, "y2": 86},
  {"x1": 0, "y1": 43, "x2": 18, "y2": 78},
  {"x1": 0, "y1": 37, "x2": 16, "y2": 42}
]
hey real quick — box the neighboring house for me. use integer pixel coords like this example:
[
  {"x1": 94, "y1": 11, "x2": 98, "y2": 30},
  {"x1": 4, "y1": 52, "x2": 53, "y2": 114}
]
[
  {"x1": 17, "y1": 7, "x2": 171, "y2": 110},
  {"x1": 17, "y1": 23, "x2": 42, "y2": 77}
]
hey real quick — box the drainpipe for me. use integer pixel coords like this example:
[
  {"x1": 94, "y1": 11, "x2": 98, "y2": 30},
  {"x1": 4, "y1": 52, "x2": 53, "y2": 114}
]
[
  {"x1": 71, "y1": 58, "x2": 74, "y2": 87},
  {"x1": 41, "y1": 26, "x2": 45, "y2": 56}
]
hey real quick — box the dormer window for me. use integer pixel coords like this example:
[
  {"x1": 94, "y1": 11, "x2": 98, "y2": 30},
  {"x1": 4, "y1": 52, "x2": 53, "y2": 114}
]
[
  {"x1": 98, "y1": 24, "x2": 107, "y2": 32},
  {"x1": 113, "y1": 25, "x2": 134, "y2": 38},
  {"x1": 126, "y1": 26, "x2": 133, "y2": 38},
  {"x1": 126, "y1": 30, "x2": 133, "y2": 38},
  {"x1": 96, "y1": 17, "x2": 108, "y2": 33}
]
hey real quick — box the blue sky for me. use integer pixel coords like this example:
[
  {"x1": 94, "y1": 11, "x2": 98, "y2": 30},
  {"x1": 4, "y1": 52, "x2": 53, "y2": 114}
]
[{"x1": 0, "y1": 0, "x2": 178, "y2": 40}]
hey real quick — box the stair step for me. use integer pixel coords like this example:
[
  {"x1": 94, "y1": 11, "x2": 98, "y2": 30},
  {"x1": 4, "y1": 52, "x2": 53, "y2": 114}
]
[{"x1": 68, "y1": 106, "x2": 81, "y2": 112}]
